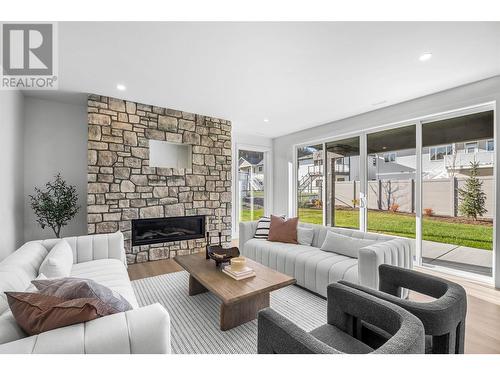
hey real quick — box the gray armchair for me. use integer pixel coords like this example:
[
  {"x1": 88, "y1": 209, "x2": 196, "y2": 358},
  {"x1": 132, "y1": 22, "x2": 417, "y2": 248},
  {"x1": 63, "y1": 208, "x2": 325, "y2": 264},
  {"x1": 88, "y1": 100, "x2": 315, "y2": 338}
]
[
  {"x1": 340, "y1": 264, "x2": 467, "y2": 354},
  {"x1": 258, "y1": 282, "x2": 425, "y2": 354}
]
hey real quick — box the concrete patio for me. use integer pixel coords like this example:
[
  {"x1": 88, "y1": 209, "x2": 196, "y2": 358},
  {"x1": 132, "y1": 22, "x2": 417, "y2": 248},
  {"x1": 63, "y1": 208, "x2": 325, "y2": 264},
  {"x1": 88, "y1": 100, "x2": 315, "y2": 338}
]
[{"x1": 421, "y1": 240, "x2": 492, "y2": 276}]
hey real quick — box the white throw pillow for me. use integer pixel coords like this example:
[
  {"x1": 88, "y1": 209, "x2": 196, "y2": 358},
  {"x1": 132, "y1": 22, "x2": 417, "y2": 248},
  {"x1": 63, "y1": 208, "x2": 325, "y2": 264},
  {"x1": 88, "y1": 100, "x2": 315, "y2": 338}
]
[
  {"x1": 320, "y1": 231, "x2": 379, "y2": 258},
  {"x1": 297, "y1": 227, "x2": 314, "y2": 246},
  {"x1": 39, "y1": 240, "x2": 73, "y2": 278}
]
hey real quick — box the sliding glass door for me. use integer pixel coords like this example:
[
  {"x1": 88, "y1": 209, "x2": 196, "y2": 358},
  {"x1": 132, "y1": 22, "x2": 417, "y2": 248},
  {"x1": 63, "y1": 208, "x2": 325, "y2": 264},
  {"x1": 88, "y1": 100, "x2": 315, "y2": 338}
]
[
  {"x1": 366, "y1": 125, "x2": 416, "y2": 240},
  {"x1": 294, "y1": 106, "x2": 495, "y2": 281},
  {"x1": 421, "y1": 110, "x2": 494, "y2": 276},
  {"x1": 325, "y1": 137, "x2": 361, "y2": 229}
]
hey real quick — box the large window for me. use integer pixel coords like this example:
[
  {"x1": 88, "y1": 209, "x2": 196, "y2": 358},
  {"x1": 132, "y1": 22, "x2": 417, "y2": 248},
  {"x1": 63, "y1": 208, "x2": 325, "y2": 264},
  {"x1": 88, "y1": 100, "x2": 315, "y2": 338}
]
[
  {"x1": 294, "y1": 108, "x2": 495, "y2": 280},
  {"x1": 238, "y1": 149, "x2": 265, "y2": 222},
  {"x1": 297, "y1": 144, "x2": 323, "y2": 224},
  {"x1": 430, "y1": 144, "x2": 452, "y2": 161},
  {"x1": 465, "y1": 141, "x2": 478, "y2": 154}
]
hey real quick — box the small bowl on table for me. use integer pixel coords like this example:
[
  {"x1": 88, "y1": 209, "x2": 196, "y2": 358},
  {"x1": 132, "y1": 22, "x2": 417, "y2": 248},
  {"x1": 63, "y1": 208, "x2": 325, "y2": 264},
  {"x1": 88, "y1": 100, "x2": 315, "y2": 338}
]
[{"x1": 206, "y1": 245, "x2": 240, "y2": 267}]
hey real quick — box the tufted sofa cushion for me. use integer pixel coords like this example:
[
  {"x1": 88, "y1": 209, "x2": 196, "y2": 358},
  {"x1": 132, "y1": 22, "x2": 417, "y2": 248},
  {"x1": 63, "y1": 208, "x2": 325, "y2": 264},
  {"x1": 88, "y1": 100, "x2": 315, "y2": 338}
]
[
  {"x1": 242, "y1": 238, "x2": 358, "y2": 297},
  {"x1": 240, "y1": 221, "x2": 414, "y2": 298},
  {"x1": 0, "y1": 232, "x2": 140, "y2": 348},
  {"x1": 0, "y1": 304, "x2": 170, "y2": 354},
  {"x1": 70, "y1": 259, "x2": 139, "y2": 309},
  {"x1": 35, "y1": 232, "x2": 126, "y2": 265}
]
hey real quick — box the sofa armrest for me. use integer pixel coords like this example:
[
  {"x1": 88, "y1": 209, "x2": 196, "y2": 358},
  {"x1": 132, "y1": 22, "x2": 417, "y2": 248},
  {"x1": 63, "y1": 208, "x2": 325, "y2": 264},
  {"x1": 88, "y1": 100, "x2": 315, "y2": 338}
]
[
  {"x1": 39, "y1": 232, "x2": 127, "y2": 265},
  {"x1": 239, "y1": 221, "x2": 258, "y2": 249},
  {"x1": 358, "y1": 238, "x2": 413, "y2": 290},
  {"x1": 0, "y1": 304, "x2": 170, "y2": 354}
]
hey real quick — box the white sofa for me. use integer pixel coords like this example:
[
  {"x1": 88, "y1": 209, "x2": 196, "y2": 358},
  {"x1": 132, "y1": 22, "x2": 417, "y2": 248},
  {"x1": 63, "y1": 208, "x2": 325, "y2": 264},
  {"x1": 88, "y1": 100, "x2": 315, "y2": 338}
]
[
  {"x1": 0, "y1": 232, "x2": 171, "y2": 354},
  {"x1": 239, "y1": 222, "x2": 413, "y2": 297}
]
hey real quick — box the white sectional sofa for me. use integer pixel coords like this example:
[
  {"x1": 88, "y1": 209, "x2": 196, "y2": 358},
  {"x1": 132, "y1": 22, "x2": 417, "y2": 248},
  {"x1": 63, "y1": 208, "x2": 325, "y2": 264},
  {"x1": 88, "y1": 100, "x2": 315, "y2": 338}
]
[
  {"x1": 0, "y1": 232, "x2": 171, "y2": 354},
  {"x1": 239, "y1": 222, "x2": 413, "y2": 297}
]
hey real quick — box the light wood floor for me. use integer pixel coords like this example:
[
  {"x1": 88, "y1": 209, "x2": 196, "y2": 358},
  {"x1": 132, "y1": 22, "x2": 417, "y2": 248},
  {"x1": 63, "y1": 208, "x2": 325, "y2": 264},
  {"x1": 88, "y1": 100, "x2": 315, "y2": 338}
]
[{"x1": 128, "y1": 257, "x2": 500, "y2": 354}]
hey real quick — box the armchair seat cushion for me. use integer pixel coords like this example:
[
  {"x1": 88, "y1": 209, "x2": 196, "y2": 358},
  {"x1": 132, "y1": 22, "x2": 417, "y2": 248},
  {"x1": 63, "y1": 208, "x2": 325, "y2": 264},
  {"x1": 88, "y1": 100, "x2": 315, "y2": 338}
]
[
  {"x1": 70, "y1": 259, "x2": 138, "y2": 308},
  {"x1": 310, "y1": 324, "x2": 372, "y2": 354}
]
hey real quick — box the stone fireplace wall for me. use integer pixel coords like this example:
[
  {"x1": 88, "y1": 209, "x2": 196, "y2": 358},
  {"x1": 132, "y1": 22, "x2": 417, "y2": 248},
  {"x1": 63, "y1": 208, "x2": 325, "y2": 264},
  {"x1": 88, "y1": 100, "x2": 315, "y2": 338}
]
[{"x1": 87, "y1": 95, "x2": 232, "y2": 264}]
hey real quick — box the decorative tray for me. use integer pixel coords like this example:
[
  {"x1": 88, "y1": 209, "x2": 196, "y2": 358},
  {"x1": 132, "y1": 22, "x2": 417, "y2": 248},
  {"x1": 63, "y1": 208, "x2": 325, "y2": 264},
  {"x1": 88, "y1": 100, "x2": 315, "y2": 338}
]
[{"x1": 206, "y1": 245, "x2": 240, "y2": 267}]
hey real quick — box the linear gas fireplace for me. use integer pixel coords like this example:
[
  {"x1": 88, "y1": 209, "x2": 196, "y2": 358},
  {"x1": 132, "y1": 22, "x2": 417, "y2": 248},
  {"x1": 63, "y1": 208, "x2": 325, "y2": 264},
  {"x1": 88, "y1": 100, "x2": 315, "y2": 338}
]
[{"x1": 131, "y1": 215, "x2": 206, "y2": 246}]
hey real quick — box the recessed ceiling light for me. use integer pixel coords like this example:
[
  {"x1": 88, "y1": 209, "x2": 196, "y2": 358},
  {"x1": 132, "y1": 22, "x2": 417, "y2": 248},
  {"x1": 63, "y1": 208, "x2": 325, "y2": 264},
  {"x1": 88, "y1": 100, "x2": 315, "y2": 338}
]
[
  {"x1": 116, "y1": 83, "x2": 126, "y2": 91},
  {"x1": 419, "y1": 52, "x2": 432, "y2": 62},
  {"x1": 263, "y1": 118, "x2": 269, "y2": 123},
  {"x1": 372, "y1": 100, "x2": 387, "y2": 106}
]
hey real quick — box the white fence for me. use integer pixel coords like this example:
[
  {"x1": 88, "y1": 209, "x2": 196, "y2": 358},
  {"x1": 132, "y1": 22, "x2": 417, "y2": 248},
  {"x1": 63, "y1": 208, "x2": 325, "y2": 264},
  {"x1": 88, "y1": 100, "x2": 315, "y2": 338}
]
[{"x1": 332, "y1": 177, "x2": 494, "y2": 219}]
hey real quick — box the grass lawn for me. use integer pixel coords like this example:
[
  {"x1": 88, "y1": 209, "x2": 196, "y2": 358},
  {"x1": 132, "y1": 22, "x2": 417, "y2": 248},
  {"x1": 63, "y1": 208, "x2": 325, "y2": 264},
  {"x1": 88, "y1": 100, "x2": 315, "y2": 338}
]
[
  {"x1": 297, "y1": 208, "x2": 492, "y2": 250},
  {"x1": 240, "y1": 207, "x2": 492, "y2": 250},
  {"x1": 240, "y1": 208, "x2": 264, "y2": 222}
]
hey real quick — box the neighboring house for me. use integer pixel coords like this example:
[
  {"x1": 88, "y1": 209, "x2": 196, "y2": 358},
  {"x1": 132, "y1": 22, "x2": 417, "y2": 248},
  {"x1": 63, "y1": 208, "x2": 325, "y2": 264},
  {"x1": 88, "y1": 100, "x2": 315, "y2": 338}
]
[
  {"x1": 370, "y1": 138, "x2": 494, "y2": 181},
  {"x1": 297, "y1": 151, "x2": 323, "y2": 195},
  {"x1": 239, "y1": 156, "x2": 264, "y2": 192},
  {"x1": 239, "y1": 156, "x2": 264, "y2": 175},
  {"x1": 298, "y1": 138, "x2": 494, "y2": 184}
]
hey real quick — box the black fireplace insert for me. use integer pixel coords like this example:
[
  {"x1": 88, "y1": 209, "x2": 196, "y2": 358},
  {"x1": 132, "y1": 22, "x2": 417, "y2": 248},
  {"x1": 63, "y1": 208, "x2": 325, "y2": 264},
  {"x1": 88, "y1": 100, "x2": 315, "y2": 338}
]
[{"x1": 131, "y1": 215, "x2": 206, "y2": 246}]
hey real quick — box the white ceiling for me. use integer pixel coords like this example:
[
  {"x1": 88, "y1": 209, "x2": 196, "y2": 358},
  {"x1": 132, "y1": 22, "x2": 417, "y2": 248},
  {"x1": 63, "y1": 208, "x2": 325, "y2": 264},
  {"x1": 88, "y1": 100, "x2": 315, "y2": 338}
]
[{"x1": 57, "y1": 22, "x2": 500, "y2": 138}]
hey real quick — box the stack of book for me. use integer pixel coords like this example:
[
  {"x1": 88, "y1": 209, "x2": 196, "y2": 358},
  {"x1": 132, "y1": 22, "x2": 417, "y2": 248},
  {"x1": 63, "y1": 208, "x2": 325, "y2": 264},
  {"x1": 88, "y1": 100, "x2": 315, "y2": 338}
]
[{"x1": 223, "y1": 265, "x2": 256, "y2": 280}]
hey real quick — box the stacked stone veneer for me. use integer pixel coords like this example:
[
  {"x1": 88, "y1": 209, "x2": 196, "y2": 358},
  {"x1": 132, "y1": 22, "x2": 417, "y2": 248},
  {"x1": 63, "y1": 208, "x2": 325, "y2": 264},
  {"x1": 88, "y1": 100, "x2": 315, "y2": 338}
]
[{"x1": 87, "y1": 94, "x2": 232, "y2": 264}]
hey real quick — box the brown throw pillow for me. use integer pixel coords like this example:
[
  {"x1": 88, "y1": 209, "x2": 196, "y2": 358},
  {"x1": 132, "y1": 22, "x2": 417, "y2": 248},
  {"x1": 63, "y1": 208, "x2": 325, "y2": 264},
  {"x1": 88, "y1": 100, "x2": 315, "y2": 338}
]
[
  {"x1": 268, "y1": 215, "x2": 299, "y2": 244},
  {"x1": 32, "y1": 277, "x2": 132, "y2": 313},
  {"x1": 5, "y1": 292, "x2": 114, "y2": 335}
]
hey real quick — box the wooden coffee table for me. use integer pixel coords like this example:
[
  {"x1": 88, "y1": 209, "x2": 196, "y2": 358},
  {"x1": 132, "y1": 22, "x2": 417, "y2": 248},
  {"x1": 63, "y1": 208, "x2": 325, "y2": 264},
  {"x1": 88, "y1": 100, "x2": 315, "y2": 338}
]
[{"x1": 174, "y1": 253, "x2": 295, "y2": 331}]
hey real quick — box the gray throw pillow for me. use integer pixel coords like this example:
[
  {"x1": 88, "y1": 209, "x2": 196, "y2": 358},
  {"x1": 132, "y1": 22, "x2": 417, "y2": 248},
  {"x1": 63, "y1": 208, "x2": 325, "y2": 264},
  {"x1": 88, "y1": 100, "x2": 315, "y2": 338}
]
[
  {"x1": 32, "y1": 277, "x2": 132, "y2": 313},
  {"x1": 297, "y1": 227, "x2": 314, "y2": 246},
  {"x1": 320, "y1": 231, "x2": 379, "y2": 258}
]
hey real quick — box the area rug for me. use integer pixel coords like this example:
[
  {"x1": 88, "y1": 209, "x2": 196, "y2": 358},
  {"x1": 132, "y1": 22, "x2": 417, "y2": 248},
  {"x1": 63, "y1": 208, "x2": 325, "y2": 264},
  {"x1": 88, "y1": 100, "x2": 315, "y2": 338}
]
[{"x1": 132, "y1": 271, "x2": 326, "y2": 354}]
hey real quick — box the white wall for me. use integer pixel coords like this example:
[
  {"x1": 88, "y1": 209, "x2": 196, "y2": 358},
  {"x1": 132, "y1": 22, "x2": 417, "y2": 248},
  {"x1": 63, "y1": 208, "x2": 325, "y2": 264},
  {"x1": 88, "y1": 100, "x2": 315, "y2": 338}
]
[
  {"x1": 272, "y1": 75, "x2": 500, "y2": 286},
  {"x1": 232, "y1": 132, "x2": 273, "y2": 149},
  {"x1": 23, "y1": 95, "x2": 88, "y2": 241},
  {"x1": 0, "y1": 91, "x2": 25, "y2": 260}
]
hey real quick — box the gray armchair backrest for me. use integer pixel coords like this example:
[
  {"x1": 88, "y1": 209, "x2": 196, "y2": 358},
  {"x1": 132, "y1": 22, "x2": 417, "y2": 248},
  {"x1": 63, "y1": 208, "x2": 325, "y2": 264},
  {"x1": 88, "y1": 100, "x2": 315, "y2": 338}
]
[
  {"x1": 339, "y1": 264, "x2": 467, "y2": 354},
  {"x1": 378, "y1": 265, "x2": 467, "y2": 334}
]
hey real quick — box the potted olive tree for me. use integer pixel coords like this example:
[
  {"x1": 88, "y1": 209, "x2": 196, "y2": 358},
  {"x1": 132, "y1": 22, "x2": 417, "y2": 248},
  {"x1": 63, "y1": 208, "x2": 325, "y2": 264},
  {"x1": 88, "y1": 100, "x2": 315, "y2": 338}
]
[{"x1": 29, "y1": 173, "x2": 80, "y2": 238}]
